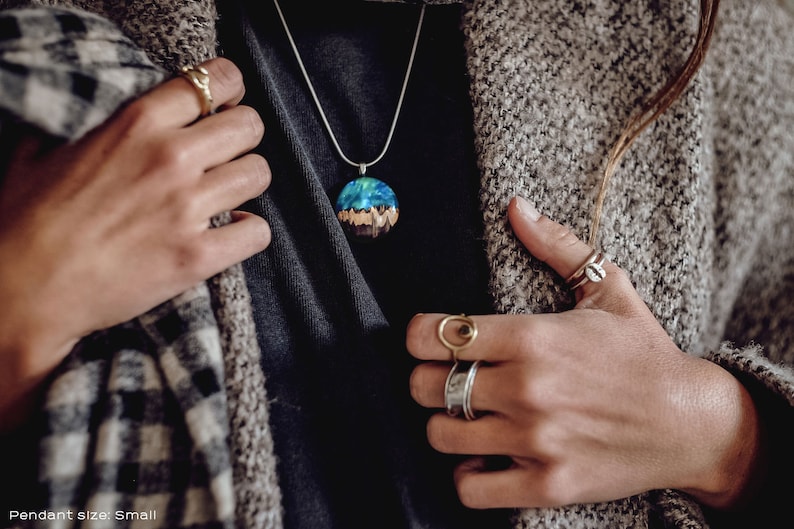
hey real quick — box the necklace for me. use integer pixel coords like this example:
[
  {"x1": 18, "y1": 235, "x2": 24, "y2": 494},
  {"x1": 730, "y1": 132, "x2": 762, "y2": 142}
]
[{"x1": 272, "y1": 0, "x2": 426, "y2": 242}]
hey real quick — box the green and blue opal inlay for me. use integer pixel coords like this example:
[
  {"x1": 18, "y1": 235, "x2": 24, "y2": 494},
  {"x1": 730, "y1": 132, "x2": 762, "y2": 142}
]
[{"x1": 335, "y1": 176, "x2": 400, "y2": 241}]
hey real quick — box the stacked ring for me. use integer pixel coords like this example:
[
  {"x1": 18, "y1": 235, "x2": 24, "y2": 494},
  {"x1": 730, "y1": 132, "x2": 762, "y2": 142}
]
[{"x1": 565, "y1": 250, "x2": 607, "y2": 290}]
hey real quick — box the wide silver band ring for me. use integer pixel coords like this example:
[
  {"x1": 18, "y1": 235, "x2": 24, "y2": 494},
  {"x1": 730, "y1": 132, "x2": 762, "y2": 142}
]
[
  {"x1": 444, "y1": 360, "x2": 483, "y2": 421},
  {"x1": 565, "y1": 250, "x2": 607, "y2": 290},
  {"x1": 179, "y1": 65, "x2": 213, "y2": 117},
  {"x1": 437, "y1": 314, "x2": 478, "y2": 362}
]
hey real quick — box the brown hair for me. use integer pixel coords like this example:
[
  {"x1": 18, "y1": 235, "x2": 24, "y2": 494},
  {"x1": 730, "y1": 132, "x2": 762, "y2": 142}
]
[{"x1": 588, "y1": 0, "x2": 721, "y2": 246}]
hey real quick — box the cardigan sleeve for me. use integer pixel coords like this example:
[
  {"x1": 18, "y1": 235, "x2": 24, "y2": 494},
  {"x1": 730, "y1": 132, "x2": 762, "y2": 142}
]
[
  {"x1": 696, "y1": 0, "x2": 794, "y2": 523},
  {"x1": 698, "y1": 345, "x2": 794, "y2": 527}
]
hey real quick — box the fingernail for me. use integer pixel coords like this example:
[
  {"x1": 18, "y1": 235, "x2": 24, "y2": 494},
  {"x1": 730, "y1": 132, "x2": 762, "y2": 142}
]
[{"x1": 515, "y1": 196, "x2": 541, "y2": 221}]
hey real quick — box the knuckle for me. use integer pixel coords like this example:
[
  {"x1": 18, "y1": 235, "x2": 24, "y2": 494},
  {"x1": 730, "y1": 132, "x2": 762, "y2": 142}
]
[
  {"x1": 118, "y1": 97, "x2": 160, "y2": 135},
  {"x1": 534, "y1": 467, "x2": 575, "y2": 507},
  {"x1": 169, "y1": 191, "x2": 203, "y2": 226},
  {"x1": 585, "y1": 263, "x2": 640, "y2": 313},
  {"x1": 207, "y1": 57, "x2": 244, "y2": 96},
  {"x1": 514, "y1": 423, "x2": 556, "y2": 460},
  {"x1": 510, "y1": 367, "x2": 557, "y2": 420},
  {"x1": 510, "y1": 320, "x2": 546, "y2": 368},
  {"x1": 505, "y1": 326, "x2": 546, "y2": 407},
  {"x1": 149, "y1": 138, "x2": 195, "y2": 176},
  {"x1": 173, "y1": 239, "x2": 212, "y2": 278},
  {"x1": 515, "y1": 426, "x2": 541, "y2": 455},
  {"x1": 513, "y1": 375, "x2": 541, "y2": 411},
  {"x1": 513, "y1": 319, "x2": 541, "y2": 357},
  {"x1": 541, "y1": 217, "x2": 580, "y2": 253},
  {"x1": 608, "y1": 264, "x2": 632, "y2": 288}
]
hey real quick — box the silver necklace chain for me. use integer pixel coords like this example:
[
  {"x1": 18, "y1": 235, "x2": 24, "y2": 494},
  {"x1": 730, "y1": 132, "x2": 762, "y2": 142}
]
[{"x1": 272, "y1": 0, "x2": 426, "y2": 175}]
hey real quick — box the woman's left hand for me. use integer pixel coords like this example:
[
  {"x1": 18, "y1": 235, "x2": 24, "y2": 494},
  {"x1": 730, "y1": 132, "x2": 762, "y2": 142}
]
[{"x1": 407, "y1": 196, "x2": 763, "y2": 510}]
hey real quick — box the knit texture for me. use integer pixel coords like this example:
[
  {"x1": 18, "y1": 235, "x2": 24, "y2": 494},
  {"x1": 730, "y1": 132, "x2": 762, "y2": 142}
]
[{"x1": 1, "y1": 0, "x2": 793, "y2": 528}]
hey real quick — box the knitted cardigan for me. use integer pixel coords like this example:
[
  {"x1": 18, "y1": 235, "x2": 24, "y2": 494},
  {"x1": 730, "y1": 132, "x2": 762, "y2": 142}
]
[{"x1": 1, "y1": 0, "x2": 793, "y2": 528}]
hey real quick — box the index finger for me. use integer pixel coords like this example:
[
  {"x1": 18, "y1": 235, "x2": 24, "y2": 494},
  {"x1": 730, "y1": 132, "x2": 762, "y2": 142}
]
[
  {"x1": 137, "y1": 57, "x2": 246, "y2": 128},
  {"x1": 406, "y1": 313, "x2": 535, "y2": 363}
]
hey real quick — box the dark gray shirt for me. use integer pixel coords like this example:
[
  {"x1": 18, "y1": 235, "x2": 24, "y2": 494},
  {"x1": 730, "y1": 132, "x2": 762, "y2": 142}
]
[{"x1": 217, "y1": 1, "x2": 507, "y2": 528}]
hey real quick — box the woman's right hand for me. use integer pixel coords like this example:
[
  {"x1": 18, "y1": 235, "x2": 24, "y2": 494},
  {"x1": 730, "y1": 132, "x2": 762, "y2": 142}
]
[{"x1": 0, "y1": 57, "x2": 271, "y2": 429}]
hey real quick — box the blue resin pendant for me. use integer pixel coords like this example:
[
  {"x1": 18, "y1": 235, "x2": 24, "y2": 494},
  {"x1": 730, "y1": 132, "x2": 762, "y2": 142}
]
[{"x1": 335, "y1": 176, "x2": 399, "y2": 242}]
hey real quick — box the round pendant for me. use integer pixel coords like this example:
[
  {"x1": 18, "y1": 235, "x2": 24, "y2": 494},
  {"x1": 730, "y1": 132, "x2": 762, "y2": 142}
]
[{"x1": 335, "y1": 176, "x2": 399, "y2": 242}]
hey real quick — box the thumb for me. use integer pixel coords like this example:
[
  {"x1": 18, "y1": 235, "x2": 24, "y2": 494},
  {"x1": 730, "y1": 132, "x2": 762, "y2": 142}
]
[{"x1": 507, "y1": 196, "x2": 599, "y2": 284}]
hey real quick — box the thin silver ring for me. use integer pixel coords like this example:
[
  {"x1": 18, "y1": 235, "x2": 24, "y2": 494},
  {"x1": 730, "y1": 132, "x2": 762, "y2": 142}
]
[
  {"x1": 566, "y1": 250, "x2": 607, "y2": 290},
  {"x1": 462, "y1": 360, "x2": 483, "y2": 421},
  {"x1": 444, "y1": 362, "x2": 466, "y2": 417}
]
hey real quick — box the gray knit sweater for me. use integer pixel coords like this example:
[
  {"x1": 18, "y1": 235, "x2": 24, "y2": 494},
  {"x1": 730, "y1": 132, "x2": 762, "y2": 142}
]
[{"x1": 1, "y1": 0, "x2": 793, "y2": 528}]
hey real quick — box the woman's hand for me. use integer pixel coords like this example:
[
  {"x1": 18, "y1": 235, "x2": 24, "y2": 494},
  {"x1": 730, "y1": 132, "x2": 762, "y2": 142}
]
[
  {"x1": 407, "y1": 196, "x2": 763, "y2": 511},
  {"x1": 0, "y1": 58, "x2": 271, "y2": 429}
]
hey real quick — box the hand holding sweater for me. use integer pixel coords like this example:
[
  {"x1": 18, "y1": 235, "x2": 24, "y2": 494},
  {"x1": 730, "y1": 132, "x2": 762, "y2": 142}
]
[
  {"x1": 0, "y1": 58, "x2": 270, "y2": 431},
  {"x1": 408, "y1": 196, "x2": 764, "y2": 512}
]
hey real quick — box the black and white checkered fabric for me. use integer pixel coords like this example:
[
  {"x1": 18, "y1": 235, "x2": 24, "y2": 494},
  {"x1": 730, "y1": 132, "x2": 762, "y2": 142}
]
[
  {"x1": 2, "y1": 7, "x2": 237, "y2": 528},
  {"x1": 0, "y1": 6, "x2": 164, "y2": 139}
]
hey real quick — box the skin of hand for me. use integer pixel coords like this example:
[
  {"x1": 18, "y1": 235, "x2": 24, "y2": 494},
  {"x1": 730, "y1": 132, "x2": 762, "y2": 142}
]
[
  {"x1": 407, "y1": 196, "x2": 764, "y2": 511},
  {"x1": 0, "y1": 58, "x2": 271, "y2": 431}
]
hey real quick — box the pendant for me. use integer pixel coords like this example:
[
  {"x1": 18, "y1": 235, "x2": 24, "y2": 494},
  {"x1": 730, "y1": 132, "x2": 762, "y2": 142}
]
[{"x1": 335, "y1": 176, "x2": 399, "y2": 242}]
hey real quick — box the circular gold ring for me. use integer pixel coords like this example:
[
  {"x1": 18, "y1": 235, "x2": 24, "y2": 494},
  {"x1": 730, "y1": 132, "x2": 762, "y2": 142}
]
[
  {"x1": 437, "y1": 314, "x2": 478, "y2": 362},
  {"x1": 179, "y1": 65, "x2": 213, "y2": 117}
]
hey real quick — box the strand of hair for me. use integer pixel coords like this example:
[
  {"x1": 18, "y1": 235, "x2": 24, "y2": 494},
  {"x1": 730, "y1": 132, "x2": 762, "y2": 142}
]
[{"x1": 587, "y1": 0, "x2": 720, "y2": 247}]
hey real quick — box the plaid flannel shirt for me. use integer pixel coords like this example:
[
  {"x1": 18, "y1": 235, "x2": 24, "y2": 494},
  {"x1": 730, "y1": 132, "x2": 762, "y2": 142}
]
[{"x1": 1, "y1": 7, "x2": 245, "y2": 528}]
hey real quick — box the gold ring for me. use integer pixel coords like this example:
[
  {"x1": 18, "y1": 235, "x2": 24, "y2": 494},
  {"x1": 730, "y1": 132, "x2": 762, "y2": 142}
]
[
  {"x1": 179, "y1": 65, "x2": 213, "y2": 117},
  {"x1": 437, "y1": 314, "x2": 478, "y2": 362}
]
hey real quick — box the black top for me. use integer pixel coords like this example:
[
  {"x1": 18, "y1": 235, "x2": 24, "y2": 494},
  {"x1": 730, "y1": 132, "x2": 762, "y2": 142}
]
[{"x1": 216, "y1": 1, "x2": 507, "y2": 528}]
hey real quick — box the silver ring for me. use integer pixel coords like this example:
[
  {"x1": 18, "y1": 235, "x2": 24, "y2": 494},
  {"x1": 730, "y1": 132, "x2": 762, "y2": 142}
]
[
  {"x1": 565, "y1": 250, "x2": 607, "y2": 290},
  {"x1": 179, "y1": 65, "x2": 213, "y2": 117},
  {"x1": 445, "y1": 360, "x2": 483, "y2": 421}
]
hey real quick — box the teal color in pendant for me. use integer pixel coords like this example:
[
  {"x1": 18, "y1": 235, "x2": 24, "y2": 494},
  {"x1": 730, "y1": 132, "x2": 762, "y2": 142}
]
[{"x1": 335, "y1": 176, "x2": 400, "y2": 241}]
